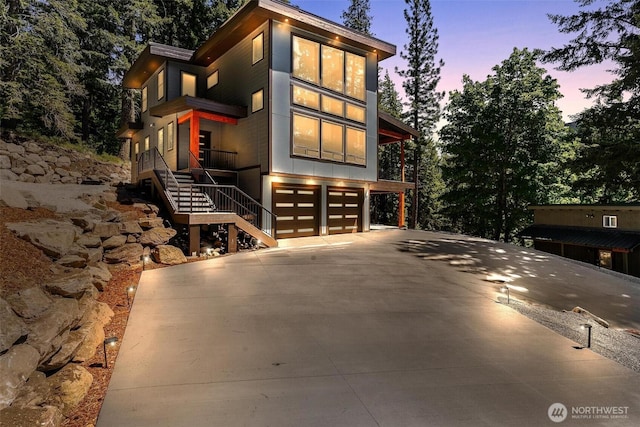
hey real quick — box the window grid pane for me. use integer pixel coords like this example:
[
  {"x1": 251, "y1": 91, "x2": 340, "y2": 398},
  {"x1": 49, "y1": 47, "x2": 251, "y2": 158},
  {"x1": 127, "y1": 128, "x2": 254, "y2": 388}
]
[
  {"x1": 293, "y1": 36, "x2": 320, "y2": 84},
  {"x1": 321, "y1": 121, "x2": 344, "y2": 161},
  {"x1": 144, "y1": 136, "x2": 150, "y2": 152},
  {"x1": 345, "y1": 127, "x2": 366, "y2": 165},
  {"x1": 141, "y1": 87, "x2": 148, "y2": 112},
  {"x1": 346, "y1": 103, "x2": 365, "y2": 123},
  {"x1": 292, "y1": 85, "x2": 320, "y2": 109},
  {"x1": 207, "y1": 70, "x2": 218, "y2": 89},
  {"x1": 321, "y1": 45, "x2": 344, "y2": 93},
  {"x1": 157, "y1": 127, "x2": 164, "y2": 155},
  {"x1": 293, "y1": 114, "x2": 320, "y2": 158},
  {"x1": 345, "y1": 52, "x2": 366, "y2": 100},
  {"x1": 252, "y1": 89, "x2": 264, "y2": 113},
  {"x1": 321, "y1": 95, "x2": 344, "y2": 117}
]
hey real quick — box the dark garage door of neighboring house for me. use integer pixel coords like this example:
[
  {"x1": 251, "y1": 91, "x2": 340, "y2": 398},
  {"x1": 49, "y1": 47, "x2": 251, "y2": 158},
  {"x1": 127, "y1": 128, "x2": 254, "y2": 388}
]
[
  {"x1": 327, "y1": 187, "x2": 364, "y2": 234},
  {"x1": 273, "y1": 183, "x2": 320, "y2": 238}
]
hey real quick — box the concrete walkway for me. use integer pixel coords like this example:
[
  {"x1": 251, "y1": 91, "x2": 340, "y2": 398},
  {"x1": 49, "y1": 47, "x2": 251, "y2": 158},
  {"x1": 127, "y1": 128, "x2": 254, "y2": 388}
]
[{"x1": 98, "y1": 230, "x2": 639, "y2": 426}]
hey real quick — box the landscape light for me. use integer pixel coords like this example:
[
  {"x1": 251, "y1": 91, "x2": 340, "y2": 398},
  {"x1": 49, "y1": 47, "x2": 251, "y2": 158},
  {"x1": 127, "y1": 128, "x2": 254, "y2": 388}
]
[
  {"x1": 103, "y1": 337, "x2": 119, "y2": 369},
  {"x1": 125, "y1": 285, "x2": 136, "y2": 308},
  {"x1": 500, "y1": 286, "x2": 510, "y2": 304},
  {"x1": 141, "y1": 254, "x2": 150, "y2": 270},
  {"x1": 581, "y1": 324, "x2": 592, "y2": 348}
]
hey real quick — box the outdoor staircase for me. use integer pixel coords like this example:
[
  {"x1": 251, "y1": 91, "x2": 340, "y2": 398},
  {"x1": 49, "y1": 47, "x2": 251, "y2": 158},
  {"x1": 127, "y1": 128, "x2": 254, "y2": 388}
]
[{"x1": 167, "y1": 171, "x2": 216, "y2": 213}]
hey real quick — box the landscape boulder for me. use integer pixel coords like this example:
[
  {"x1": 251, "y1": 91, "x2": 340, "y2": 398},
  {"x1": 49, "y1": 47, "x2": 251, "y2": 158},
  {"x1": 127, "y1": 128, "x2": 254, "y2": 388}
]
[
  {"x1": 153, "y1": 245, "x2": 188, "y2": 265},
  {"x1": 0, "y1": 298, "x2": 28, "y2": 352},
  {"x1": 0, "y1": 405, "x2": 63, "y2": 427},
  {"x1": 140, "y1": 227, "x2": 177, "y2": 246},
  {"x1": 44, "y1": 364, "x2": 93, "y2": 415},
  {"x1": 5, "y1": 287, "x2": 52, "y2": 320},
  {"x1": 56, "y1": 255, "x2": 87, "y2": 269},
  {"x1": 0, "y1": 186, "x2": 28, "y2": 209},
  {"x1": 87, "y1": 264, "x2": 112, "y2": 291},
  {"x1": 76, "y1": 234, "x2": 102, "y2": 248},
  {"x1": 6, "y1": 220, "x2": 80, "y2": 259},
  {"x1": 45, "y1": 270, "x2": 95, "y2": 299},
  {"x1": 25, "y1": 298, "x2": 80, "y2": 360},
  {"x1": 120, "y1": 220, "x2": 143, "y2": 234},
  {"x1": 103, "y1": 243, "x2": 143, "y2": 264},
  {"x1": 40, "y1": 329, "x2": 84, "y2": 372},
  {"x1": 10, "y1": 371, "x2": 50, "y2": 408},
  {"x1": 102, "y1": 234, "x2": 127, "y2": 249},
  {"x1": 0, "y1": 344, "x2": 40, "y2": 410},
  {"x1": 138, "y1": 217, "x2": 164, "y2": 229},
  {"x1": 92, "y1": 222, "x2": 121, "y2": 238}
]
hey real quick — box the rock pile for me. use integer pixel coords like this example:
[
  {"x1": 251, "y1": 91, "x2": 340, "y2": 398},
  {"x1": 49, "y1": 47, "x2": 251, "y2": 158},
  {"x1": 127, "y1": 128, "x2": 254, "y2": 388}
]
[
  {"x1": 0, "y1": 138, "x2": 188, "y2": 426},
  {"x1": 0, "y1": 139, "x2": 129, "y2": 185}
]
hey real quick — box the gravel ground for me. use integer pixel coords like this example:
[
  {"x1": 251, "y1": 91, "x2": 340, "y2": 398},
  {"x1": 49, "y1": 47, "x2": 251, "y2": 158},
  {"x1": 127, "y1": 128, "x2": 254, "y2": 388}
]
[{"x1": 498, "y1": 295, "x2": 640, "y2": 373}]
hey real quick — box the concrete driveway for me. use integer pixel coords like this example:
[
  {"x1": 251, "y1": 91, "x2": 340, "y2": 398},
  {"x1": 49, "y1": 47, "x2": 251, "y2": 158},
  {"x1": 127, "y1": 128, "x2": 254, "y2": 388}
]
[{"x1": 97, "y1": 230, "x2": 639, "y2": 426}]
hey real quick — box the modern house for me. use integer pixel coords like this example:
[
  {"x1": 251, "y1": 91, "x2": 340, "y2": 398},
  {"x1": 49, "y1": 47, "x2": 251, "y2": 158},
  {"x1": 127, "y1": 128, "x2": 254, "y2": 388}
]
[
  {"x1": 118, "y1": 0, "x2": 416, "y2": 254},
  {"x1": 520, "y1": 205, "x2": 640, "y2": 277}
]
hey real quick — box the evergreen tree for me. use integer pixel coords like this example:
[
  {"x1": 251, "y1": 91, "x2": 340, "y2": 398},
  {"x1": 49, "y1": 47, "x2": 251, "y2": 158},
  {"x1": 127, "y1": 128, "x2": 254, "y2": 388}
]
[
  {"x1": 440, "y1": 48, "x2": 569, "y2": 242},
  {"x1": 544, "y1": 0, "x2": 640, "y2": 202},
  {"x1": 395, "y1": 0, "x2": 445, "y2": 229},
  {"x1": 1, "y1": 0, "x2": 86, "y2": 138},
  {"x1": 341, "y1": 0, "x2": 373, "y2": 35}
]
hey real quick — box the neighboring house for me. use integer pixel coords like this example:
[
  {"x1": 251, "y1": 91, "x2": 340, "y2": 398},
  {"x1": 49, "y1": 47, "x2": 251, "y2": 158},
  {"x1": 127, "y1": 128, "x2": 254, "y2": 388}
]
[
  {"x1": 520, "y1": 205, "x2": 640, "y2": 277},
  {"x1": 118, "y1": 0, "x2": 416, "y2": 253}
]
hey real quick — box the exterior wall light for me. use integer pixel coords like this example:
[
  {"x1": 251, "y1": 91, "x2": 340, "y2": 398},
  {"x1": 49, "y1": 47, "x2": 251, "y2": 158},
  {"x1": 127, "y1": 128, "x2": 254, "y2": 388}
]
[
  {"x1": 103, "y1": 337, "x2": 119, "y2": 369},
  {"x1": 581, "y1": 324, "x2": 592, "y2": 348}
]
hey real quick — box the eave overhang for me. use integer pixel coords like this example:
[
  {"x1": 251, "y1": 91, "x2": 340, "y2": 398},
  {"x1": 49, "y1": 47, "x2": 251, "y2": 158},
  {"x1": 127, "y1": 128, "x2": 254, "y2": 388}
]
[
  {"x1": 192, "y1": 0, "x2": 396, "y2": 66},
  {"x1": 519, "y1": 224, "x2": 640, "y2": 253},
  {"x1": 149, "y1": 96, "x2": 247, "y2": 119},
  {"x1": 123, "y1": 42, "x2": 194, "y2": 89},
  {"x1": 378, "y1": 111, "x2": 419, "y2": 144},
  {"x1": 116, "y1": 121, "x2": 144, "y2": 139}
]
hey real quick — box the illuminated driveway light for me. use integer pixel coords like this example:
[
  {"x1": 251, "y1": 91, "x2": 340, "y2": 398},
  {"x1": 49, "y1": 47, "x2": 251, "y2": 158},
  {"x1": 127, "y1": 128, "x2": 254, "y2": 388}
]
[{"x1": 103, "y1": 337, "x2": 119, "y2": 369}]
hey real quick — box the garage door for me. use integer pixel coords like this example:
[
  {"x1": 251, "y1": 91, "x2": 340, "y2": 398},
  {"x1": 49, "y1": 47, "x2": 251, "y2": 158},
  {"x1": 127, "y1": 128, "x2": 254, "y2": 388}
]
[
  {"x1": 327, "y1": 187, "x2": 364, "y2": 234},
  {"x1": 273, "y1": 184, "x2": 320, "y2": 238}
]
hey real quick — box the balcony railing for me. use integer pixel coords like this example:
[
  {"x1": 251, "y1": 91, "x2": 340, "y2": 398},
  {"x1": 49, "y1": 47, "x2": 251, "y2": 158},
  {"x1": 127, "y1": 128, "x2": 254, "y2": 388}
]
[{"x1": 199, "y1": 148, "x2": 237, "y2": 170}]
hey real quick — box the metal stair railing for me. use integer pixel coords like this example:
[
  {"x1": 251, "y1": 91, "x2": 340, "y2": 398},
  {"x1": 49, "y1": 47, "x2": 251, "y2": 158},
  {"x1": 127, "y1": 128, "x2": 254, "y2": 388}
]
[
  {"x1": 188, "y1": 151, "x2": 276, "y2": 238},
  {"x1": 137, "y1": 148, "x2": 187, "y2": 212}
]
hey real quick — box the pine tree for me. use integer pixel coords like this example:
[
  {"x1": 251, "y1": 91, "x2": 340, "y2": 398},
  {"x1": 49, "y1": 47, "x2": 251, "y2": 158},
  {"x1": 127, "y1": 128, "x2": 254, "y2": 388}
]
[
  {"x1": 341, "y1": 0, "x2": 373, "y2": 35},
  {"x1": 395, "y1": 0, "x2": 444, "y2": 229}
]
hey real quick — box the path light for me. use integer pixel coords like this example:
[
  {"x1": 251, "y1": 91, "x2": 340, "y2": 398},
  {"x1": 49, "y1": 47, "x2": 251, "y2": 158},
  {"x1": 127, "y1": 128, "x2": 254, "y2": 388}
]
[
  {"x1": 125, "y1": 285, "x2": 136, "y2": 308},
  {"x1": 500, "y1": 286, "x2": 510, "y2": 304},
  {"x1": 103, "y1": 337, "x2": 118, "y2": 369},
  {"x1": 206, "y1": 247, "x2": 213, "y2": 257},
  {"x1": 141, "y1": 254, "x2": 150, "y2": 270},
  {"x1": 581, "y1": 324, "x2": 592, "y2": 348}
]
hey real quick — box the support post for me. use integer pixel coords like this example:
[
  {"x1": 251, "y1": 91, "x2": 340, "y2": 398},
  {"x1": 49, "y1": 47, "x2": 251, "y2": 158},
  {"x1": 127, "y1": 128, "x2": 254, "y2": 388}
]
[
  {"x1": 189, "y1": 112, "x2": 200, "y2": 168},
  {"x1": 228, "y1": 225, "x2": 238, "y2": 253},
  {"x1": 189, "y1": 224, "x2": 201, "y2": 256},
  {"x1": 399, "y1": 140, "x2": 406, "y2": 228}
]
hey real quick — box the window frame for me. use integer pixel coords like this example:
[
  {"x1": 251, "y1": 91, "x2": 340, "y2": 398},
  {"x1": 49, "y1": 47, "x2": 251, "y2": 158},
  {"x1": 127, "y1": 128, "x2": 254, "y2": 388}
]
[
  {"x1": 167, "y1": 121, "x2": 174, "y2": 151},
  {"x1": 181, "y1": 71, "x2": 197, "y2": 97},
  {"x1": 252, "y1": 32, "x2": 264, "y2": 65},
  {"x1": 141, "y1": 86, "x2": 148, "y2": 112},
  {"x1": 144, "y1": 135, "x2": 150, "y2": 153},
  {"x1": 207, "y1": 70, "x2": 219, "y2": 89},
  {"x1": 157, "y1": 69, "x2": 165, "y2": 100},
  {"x1": 292, "y1": 112, "x2": 320, "y2": 159},
  {"x1": 603, "y1": 215, "x2": 618, "y2": 228},
  {"x1": 157, "y1": 126, "x2": 164, "y2": 155},
  {"x1": 251, "y1": 89, "x2": 264, "y2": 113},
  {"x1": 292, "y1": 36, "x2": 320, "y2": 85}
]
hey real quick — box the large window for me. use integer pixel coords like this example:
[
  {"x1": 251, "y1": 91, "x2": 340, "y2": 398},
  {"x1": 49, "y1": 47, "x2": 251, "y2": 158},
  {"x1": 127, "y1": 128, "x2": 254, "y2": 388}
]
[
  {"x1": 157, "y1": 69, "x2": 164, "y2": 100},
  {"x1": 292, "y1": 113, "x2": 365, "y2": 166},
  {"x1": 141, "y1": 86, "x2": 148, "y2": 112},
  {"x1": 603, "y1": 215, "x2": 617, "y2": 228},
  {"x1": 292, "y1": 36, "x2": 365, "y2": 100},
  {"x1": 181, "y1": 72, "x2": 197, "y2": 97},
  {"x1": 167, "y1": 121, "x2": 174, "y2": 151},
  {"x1": 292, "y1": 37, "x2": 320, "y2": 84},
  {"x1": 292, "y1": 114, "x2": 320, "y2": 158},
  {"x1": 252, "y1": 33, "x2": 264, "y2": 64}
]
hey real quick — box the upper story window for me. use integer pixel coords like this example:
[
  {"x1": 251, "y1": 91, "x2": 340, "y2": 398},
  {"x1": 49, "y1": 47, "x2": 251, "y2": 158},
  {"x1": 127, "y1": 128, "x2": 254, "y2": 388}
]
[
  {"x1": 167, "y1": 121, "x2": 174, "y2": 151},
  {"x1": 141, "y1": 86, "x2": 148, "y2": 112},
  {"x1": 252, "y1": 89, "x2": 264, "y2": 113},
  {"x1": 181, "y1": 72, "x2": 197, "y2": 97},
  {"x1": 207, "y1": 70, "x2": 219, "y2": 89},
  {"x1": 292, "y1": 36, "x2": 365, "y2": 101},
  {"x1": 144, "y1": 135, "x2": 150, "y2": 152},
  {"x1": 157, "y1": 127, "x2": 164, "y2": 154},
  {"x1": 292, "y1": 85, "x2": 320, "y2": 109},
  {"x1": 603, "y1": 215, "x2": 617, "y2": 228},
  {"x1": 252, "y1": 33, "x2": 264, "y2": 64},
  {"x1": 157, "y1": 69, "x2": 165, "y2": 100}
]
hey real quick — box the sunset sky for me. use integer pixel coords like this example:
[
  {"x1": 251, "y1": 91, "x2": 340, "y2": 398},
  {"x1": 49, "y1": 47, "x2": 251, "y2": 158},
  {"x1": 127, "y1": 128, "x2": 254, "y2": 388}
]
[{"x1": 294, "y1": 0, "x2": 613, "y2": 121}]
